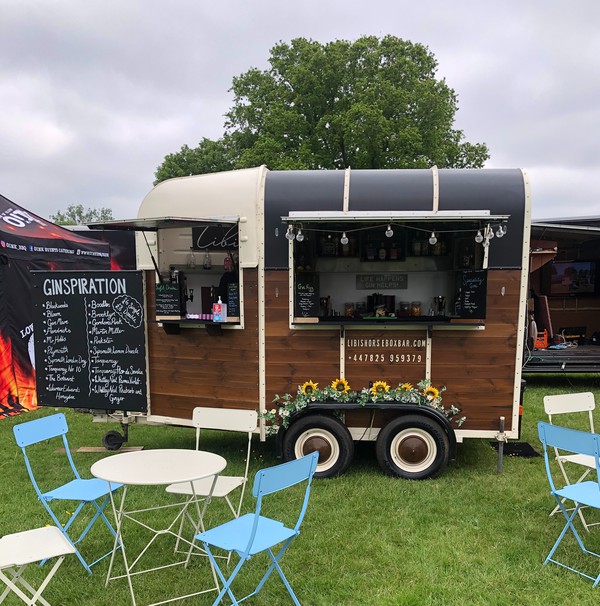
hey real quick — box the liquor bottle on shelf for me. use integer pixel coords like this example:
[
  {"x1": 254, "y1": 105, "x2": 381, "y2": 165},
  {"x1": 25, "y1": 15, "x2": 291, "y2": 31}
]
[
  {"x1": 366, "y1": 241, "x2": 376, "y2": 261},
  {"x1": 378, "y1": 242, "x2": 387, "y2": 260},
  {"x1": 454, "y1": 288, "x2": 462, "y2": 316}
]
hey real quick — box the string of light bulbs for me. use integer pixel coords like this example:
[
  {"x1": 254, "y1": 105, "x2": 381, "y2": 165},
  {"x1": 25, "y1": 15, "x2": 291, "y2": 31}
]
[{"x1": 285, "y1": 220, "x2": 507, "y2": 247}]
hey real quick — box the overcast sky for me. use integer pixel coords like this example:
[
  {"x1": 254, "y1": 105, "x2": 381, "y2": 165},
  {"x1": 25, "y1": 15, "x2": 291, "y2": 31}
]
[{"x1": 1, "y1": 0, "x2": 598, "y2": 221}]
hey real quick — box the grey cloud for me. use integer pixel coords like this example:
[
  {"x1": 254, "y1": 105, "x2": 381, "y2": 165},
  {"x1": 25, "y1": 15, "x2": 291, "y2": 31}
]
[{"x1": 0, "y1": 0, "x2": 598, "y2": 220}]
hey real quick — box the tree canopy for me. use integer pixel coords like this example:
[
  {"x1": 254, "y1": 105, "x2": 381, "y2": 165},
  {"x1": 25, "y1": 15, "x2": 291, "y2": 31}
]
[
  {"x1": 155, "y1": 36, "x2": 489, "y2": 183},
  {"x1": 49, "y1": 204, "x2": 114, "y2": 225}
]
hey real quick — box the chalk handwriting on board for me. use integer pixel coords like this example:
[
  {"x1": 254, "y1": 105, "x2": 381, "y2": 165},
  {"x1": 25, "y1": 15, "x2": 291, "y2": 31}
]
[
  {"x1": 460, "y1": 270, "x2": 487, "y2": 318},
  {"x1": 294, "y1": 274, "x2": 318, "y2": 317},
  {"x1": 32, "y1": 270, "x2": 147, "y2": 412},
  {"x1": 113, "y1": 294, "x2": 144, "y2": 328}
]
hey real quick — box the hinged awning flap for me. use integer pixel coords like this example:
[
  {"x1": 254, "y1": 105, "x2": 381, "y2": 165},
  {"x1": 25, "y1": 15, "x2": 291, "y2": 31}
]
[
  {"x1": 281, "y1": 210, "x2": 509, "y2": 222},
  {"x1": 88, "y1": 216, "x2": 239, "y2": 231}
]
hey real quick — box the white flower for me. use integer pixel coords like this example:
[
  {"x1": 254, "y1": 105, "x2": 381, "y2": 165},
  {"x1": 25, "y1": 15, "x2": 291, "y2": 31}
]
[{"x1": 270, "y1": 408, "x2": 277, "y2": 415}]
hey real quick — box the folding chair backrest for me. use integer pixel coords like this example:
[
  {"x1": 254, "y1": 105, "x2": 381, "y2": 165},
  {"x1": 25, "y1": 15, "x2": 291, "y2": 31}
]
[
  {"x1": 192, "y1": 406, "x2": 256, "y2": 445},
  {"x1": 13, "y1": 413, "x2": 80, "y2": 491},
  {"x1": 192, "y1": 407, "x2": 258, "y2": 433},
  {"x1": 544, "y1": 392, "x2": 595, "y2": 432},
  {"x1": 245, "y1": 451, "x2": 319, "y2": 554},
  {"x1": 538, "y1": 421, "x2": 597, "y2": 457},
  {"x1": 13, "y1": 413, "x2": 69, "y2": 447},
  {"x1": 538, "y1": 421, "x2": 600, "y2": 491},
  {"x1": 253, "y1": 452, "x2": 319, "y2": 497}
]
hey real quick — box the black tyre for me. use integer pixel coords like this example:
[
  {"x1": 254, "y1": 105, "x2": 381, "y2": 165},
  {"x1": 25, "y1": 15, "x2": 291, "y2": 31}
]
[
  {"x1": 102, "y1": 430, "x2": 125, "y2": 451},
  {"x1": 282, "y1": 414, "x2": 354, "y2": 478},
  {"x1": 375, "y1": 414, "x2": 449, "y2": 479}
]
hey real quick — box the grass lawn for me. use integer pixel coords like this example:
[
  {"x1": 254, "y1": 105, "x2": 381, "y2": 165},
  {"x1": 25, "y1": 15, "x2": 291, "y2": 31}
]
[{"x1": 2, "y1": 374, "x2": 600, "y2": 605}]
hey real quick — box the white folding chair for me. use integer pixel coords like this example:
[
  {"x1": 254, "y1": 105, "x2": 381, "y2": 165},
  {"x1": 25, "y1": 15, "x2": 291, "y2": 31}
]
[
  {"x1": 0, "y1": 526, "x2": 76, "y2": 606},
  {"x1": 166, "y1": 407, "x2": 257, "y2": 555},
  {"x1": 544, "y1": 392, "x2": 598, "y2": 531}
]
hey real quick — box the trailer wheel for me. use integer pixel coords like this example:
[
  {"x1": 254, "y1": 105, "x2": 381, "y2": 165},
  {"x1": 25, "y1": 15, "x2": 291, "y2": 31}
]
[
  {"x1": 282, "y1": 415, "x2": 354, "y2": 478},
  {"x1": 375, "y1": 415, "x2": 449, "y2": 479},
  {"x1": 102, "y1": 430, "x2": 125, "y2": 451}
]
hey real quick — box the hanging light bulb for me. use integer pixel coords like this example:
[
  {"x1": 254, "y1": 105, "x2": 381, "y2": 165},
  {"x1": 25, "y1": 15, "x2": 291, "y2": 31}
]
[
  {"x1": 385, "y1": 224, "x2": 394, "y2": 238},
  {"x1": 295, "y1": 228, "x2": 304, "y2": 242},
  {"x1": 496, "y1": 224, "x2": 505, "y2": 238},
  {"x1": 428, "y1": 231, "x2": 437, "y2": 245},
  {"x1": 340, "y1": 232, "x2": 349, "y2": 245},
  {"x1": 285, "y1": 225, "x2": 295, "y2": 241},
  {"x1": 475, "y1": 230, "x2": 484, "y2": 244},
  {"x1": 486, "y1": 224, "x2": 494, "y2": 240}
]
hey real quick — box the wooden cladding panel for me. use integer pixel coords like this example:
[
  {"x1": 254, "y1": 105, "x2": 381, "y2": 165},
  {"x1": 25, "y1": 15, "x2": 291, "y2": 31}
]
[
  {"x1": 146, "y1": 269, "x2": 259, "y2": 419},
  {"x1": 432, "y1": 269, "x2": 523, "y2": 431},
  {"x1": 265, "y1": 271, "x2": 340, "y2": 397},
  {"x1": 149, "y1": 393, "x2": 256, "y2": 420},
  {"x1": 345, "y1": 330, "x2": 427, "y2": 388}
]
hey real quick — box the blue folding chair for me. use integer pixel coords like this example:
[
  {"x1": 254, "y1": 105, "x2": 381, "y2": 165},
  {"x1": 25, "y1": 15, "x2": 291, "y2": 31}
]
[
  {"x1": 13, "y1": 413, "x2": 123, "y2": 575},
  {"x1": 195, "y1": 451, "x2": 319, "y2": 606},
  {"x1": 538, "y1": 421, "x2": 600, "y2": 586}
]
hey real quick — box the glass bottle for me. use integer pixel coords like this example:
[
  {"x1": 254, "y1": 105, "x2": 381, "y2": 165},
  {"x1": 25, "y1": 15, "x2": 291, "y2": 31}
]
[
  {"x1": 203, "y1": 252, "x2": 212, "y2": 269},
  {"x1": 187, "y1": 247, "x2": 196, "y2": 269},
  {"x1": 378, "y1": 242, "x2": 386, "y2": 260},
  {"x1": 366, "y1": 241, "x2": 376, "y2": 261}
]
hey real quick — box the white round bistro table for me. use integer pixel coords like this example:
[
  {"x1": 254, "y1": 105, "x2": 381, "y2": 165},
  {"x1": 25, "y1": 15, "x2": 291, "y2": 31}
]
[{"x1": 91, "y1": 449, "x2": 227, "y2": 606}]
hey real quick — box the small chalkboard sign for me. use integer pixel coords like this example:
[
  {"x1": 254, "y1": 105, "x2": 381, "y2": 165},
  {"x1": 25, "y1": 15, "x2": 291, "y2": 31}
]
[
  {"x1": 155, "y1": 282, "x2": 183, "y2": 319},
  {"x1": 294, "y1": 272, "x2": 319, "y2": 318},
  {"x1": 227, "y1": 282, "x2": 239, "y2": 317},
  {"x1": 460, "y1": 270, "x2": 487, "y2": 318},
  {"x1": 31, "y1": 270, "x2": 147, "y2": 413}
]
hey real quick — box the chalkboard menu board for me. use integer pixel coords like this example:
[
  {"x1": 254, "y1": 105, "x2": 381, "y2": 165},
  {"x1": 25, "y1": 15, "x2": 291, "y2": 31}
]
[
  {"x1": 155, "y1": 282, "x2": 183, "y2": 319},
  {"x1": 227, "y1": 282, "x2": 239, "y2": 317},
  {"x1": 460, "y1": 270, "x2": 487, "y2": 319},
  {"x1": 31, "y1": 271, "x2": 147, "y2": 412},
  {"x1": 294, "y1": 272, "x2": 319, "y2": 318}
]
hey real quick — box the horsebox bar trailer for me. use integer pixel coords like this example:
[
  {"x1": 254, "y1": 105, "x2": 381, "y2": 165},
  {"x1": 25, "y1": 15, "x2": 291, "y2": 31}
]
[{"x1": 74, "y1": 167, "x2": 530, "y2": 478}]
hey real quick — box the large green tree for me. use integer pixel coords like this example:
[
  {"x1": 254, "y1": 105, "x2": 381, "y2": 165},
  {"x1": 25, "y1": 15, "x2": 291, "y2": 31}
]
[
  {"x1": 153, "y1": 138, "x2": 234, "y2": 185},
  {"x1": 155, "y1": 36, "x2": 489, "y2": 182},
  {"x1": 49, "y1": 204, "x2": 114, "y2": 225}
]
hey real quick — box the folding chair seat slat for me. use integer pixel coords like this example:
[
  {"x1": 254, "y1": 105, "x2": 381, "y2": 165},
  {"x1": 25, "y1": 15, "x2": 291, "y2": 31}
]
[
  {"x1": 556, "y1": 482, "x2": 600, "y2": 508},
  {"x1": 43, "y1": 478, "x2": 123, "y2": 501},
  {"x1": 12, "y1": 413, "x2": 122, "y2": 575},
  {"x1": 200, "y1": 513, "x2": 292, "y2": 555},
  {"x1": 0, "y1": 526, "x2": 76, "y2": 606},
  {"x1": 166, "y1": 475, "x2": 245, "y2": 498}
]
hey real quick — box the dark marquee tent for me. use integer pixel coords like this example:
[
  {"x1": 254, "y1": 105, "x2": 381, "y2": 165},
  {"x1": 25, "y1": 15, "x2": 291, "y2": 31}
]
[{"x1": 0, "y1": 194, "x2": 110, "y2": 417}]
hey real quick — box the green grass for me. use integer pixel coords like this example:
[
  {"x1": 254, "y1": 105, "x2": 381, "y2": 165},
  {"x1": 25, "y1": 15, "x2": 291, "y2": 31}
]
[{"x1": 2, "y1": 374, "x2": 600, "y2": 605}]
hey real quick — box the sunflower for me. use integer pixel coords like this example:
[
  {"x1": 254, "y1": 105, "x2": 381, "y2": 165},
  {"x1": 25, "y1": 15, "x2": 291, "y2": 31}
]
[
  {"x1": 331, "y1": 378, "x2": 351, "y2": 393},
  {"x1": 423, "y1": 385, "x2": 439, "y2": 400},
  {"x1": 301, "y1": 380, "x2": 318, "y2": 395},
  {"x1": 371, "y1": 381, "x2": 390, "y2": 397},
  {"x1": 400, "y1": 383, "x2": 413, "y2": 391}
]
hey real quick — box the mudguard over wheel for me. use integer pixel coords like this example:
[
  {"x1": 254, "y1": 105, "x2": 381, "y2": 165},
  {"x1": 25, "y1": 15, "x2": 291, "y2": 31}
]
[
  {"x1": 282, "y1": 414, "x2": 354, "y2": 478},
  {"x1": 375, "y1": 414, "x2": 449, "y2": 479}
]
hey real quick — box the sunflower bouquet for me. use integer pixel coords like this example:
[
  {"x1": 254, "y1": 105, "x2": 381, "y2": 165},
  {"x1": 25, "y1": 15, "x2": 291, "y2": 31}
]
[{"x1": 263, "y1": 378, "x2": 465, "y2": 435}]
